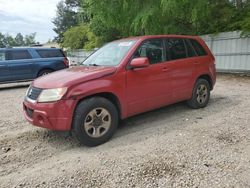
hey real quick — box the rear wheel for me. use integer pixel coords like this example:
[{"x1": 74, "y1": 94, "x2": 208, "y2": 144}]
[
  {"x1": 72, "y1": 97, "x2": 118, "y2": 147},
  {"x1": 38, "y1": 69, "x2": 53, "y2": 77},
  {"x1": 187, "y1": 79, "x2": 210, "y2": 109}
]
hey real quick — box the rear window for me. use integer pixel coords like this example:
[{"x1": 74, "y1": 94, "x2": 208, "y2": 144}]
[
  {"x1": 184, "y1": 39, "x2": 197, "y2": 57},
  {"x1": 36, "y1": 49, "x2": 65, "y2": 58},
  {"x1": 189, "y1": 39, "x2": 207, "y2": 56},
  {"x1": 6, "y1": 50, "x2": 32, "y2": 60}
]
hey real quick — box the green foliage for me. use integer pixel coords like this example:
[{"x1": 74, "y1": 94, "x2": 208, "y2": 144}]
[
  {"x1": 232, "y1": 0, "x2": 250, "y2": 36},
  {"x1": 62, "y1": 25, "x2": 99, "y2": 49},
  {"x1": 24, "y1": 33, "x2": 36, "y2": 46},
  {"x1": 4, "y1": 35, "x2": 16, "y2": 47},
  {"x1": 53, "y1": 0, "x2": 80, "y2": 43},
  {"x1": 0, "y1": 32, "x2": 37, "y2": 48},
  {"x1": 15, "y1": 33, "x2": 25, "y2": 46},
  {"x1": 0, "y1": 33, "x2": 5, "y2": 47},
  {"x1": 55, "y1": 0, "x2": 250, "y2": 49},
  {"x1": 85, "y1": 0, "x2": 210, "y2": 38}
]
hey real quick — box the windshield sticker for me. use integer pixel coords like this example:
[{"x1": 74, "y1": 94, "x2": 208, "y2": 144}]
[{"x1": 118, "y1": 42, "x2": 133, "y2": 47}]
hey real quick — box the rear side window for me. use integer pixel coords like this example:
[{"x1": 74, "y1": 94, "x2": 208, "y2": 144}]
[
  {"x1": 166, "y1": 38, "x2": 187, "y2": 60},
  {"x1": 189, "y1": 39, "x2": 207, "y2": 56},
  {"x1": 184, "y1": 39, "x2": 197, "y2": 57},
  {"x1": 0, "y1": 51, "x2": 5, "y2": 61},
  {"x1": 6, "y1": 50, "x2": 32, "y2": 60},
  {"x1": 134, "y1": 39, "x2": 164, "y2": 64},
  {"x1": 36, "y1": 49, "x2": 65, "y2": 58}
]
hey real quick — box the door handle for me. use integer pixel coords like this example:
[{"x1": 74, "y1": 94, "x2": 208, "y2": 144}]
[
  {"x1": 194, "y1": 61, "x2": 200, "y2": 65},
  {"x1": 162, "y1": 67, "x2": 170, "y2": 72},
  {"x1": 0, "y1": 65, "x2": 6, "y2": 67}
]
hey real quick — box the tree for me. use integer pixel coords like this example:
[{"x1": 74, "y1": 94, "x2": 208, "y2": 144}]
[
  {"x1": 4, "y1": 34, "x2": 16, "y2": 47},
  {"x1": 85, "y1": 0, "x2": 250, "y2": 40},
  {"x1": 0, "y1": 33, "x2": 5, "y2": 48},
  {"x1": 85, "y1": 0, "x2": 209, "y2": 37},
  {"x1": 15, "y1": 33, "x2": 25, "y2": 46},
  {"x1": 230, "y1": 0, "x2": 250, "y2": 35},
  {"x1": 0, "y1": 32, "x2": 37, "y2": 48},
  {"x1": 24, "y1": 33, "x2": 36, "y2": 46},
  {"x1": 53, "y1": 0, "x2": 81, "y2": 43},
  {"x1": 56, "y1": 0, "x2": 250, "y2": 49},
  {"x1": 62, "y1": 25, "x2": 100, "y2": 49}
]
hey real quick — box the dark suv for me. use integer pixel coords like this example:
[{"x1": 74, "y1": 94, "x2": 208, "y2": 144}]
[{"x1": 0, "y1": 48, "x2": 69, "y2": 83}]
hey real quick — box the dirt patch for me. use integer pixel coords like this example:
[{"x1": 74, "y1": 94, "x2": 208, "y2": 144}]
[{"x1": 216, "y1": 131, "x2": 241, "y2": 145}]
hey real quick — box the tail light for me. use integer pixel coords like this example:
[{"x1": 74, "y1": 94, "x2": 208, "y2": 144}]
[
  {"x1": 63, "y1": 57, "x2": 69, "y2": 67},
  {"x1": 211, "y1": 53, "x2": 216, "y2": 64}
]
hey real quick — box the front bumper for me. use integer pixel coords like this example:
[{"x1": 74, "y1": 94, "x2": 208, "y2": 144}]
[{"x1": 23, "y1": 98, "x2": 76, "y2": 131}]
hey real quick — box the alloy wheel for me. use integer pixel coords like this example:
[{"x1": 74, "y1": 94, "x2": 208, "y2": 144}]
[
  {"x1": 196, "y1": 84, "x2": 208, "y2": 104},
  {"x1": 84, "y1": 108, "x2": 111, "y2": 138}
]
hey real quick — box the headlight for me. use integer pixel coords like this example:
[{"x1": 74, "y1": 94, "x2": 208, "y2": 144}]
[
  {"x1": 25, "y1": 85, "x2": 31, "y2": 96},
  {"x1": 37, "y1": 87, "x2": 67, "y2": 103}
]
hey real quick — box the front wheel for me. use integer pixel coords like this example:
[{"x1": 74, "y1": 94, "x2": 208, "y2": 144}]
[
  {"x1": 72, "y1": 97, "x2": 118, "y2": 147},
  {"x1": 187, "y1": 79, "x2": 210, "y2": 109}
]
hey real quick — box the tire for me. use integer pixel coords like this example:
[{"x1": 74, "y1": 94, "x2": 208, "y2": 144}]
[
  {"x1": 187, "y1": 79, "x2": 210, "y2": 109},
  {"x1": 38, "y1": 69, "x2": 53, "y2": 77},
  {"x1": 72, "y1": 97, "x2": 118, "y2": 147}
]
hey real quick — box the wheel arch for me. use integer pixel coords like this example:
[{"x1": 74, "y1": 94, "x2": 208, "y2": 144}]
[
  {"x1": 197, "y1": 74, "x2": 213, "y2": 90},
  {"x1": 37, "y1": 68, "x2": 54, "y2": 77},
  {"x1": 74, "y1": 92, "x2": 122, "y2": 120}
]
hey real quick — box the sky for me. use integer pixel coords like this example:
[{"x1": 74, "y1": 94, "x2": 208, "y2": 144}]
[{"x1": 0, "y1": 0, "x2": 61, "y2": 43}]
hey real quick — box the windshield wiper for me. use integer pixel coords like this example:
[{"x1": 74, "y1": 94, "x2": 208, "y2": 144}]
[{"x1": 86, "y1": 63, "x2": 99, "y2": 66}]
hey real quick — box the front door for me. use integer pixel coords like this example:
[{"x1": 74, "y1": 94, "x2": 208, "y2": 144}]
[{"x1": 126, "y1": 39, "x2": 173, "y2": 117}]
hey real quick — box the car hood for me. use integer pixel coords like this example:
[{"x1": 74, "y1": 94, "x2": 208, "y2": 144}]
[{"x1": 33, "y1": 66, "x2": 117, "y2": 89}]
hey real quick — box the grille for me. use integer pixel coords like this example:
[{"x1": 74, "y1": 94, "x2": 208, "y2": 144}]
[
  {"x1": 26, "y1": 107, "x2": 34, "y2": 118},
  {"x1": 27, "y1": 87, "x2": 43, "y2": 101}
]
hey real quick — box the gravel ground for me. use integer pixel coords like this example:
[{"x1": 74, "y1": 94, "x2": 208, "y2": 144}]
[{"x1": 0, "y1": 74, "x2": 250, "y2": 188}]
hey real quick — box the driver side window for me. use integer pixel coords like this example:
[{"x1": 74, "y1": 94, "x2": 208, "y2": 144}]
[{"x1": 134, "y1": 39, "x2": 164, "y2": 64}]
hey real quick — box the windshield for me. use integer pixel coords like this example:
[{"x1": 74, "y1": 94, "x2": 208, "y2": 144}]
[{"x1": 83, "y1": 40, "x2": 136, "y2": 66}]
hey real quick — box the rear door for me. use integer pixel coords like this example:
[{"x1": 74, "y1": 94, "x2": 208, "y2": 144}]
[
  {"x1": 188, "y1": 38, "x2": 212, "y2": 72},
  {"x1": 6, "y1": 49, "x2": 35, "y2": 81},
  {"x1": 0, "y1": 50, "x2": 12, "y2": 83},
  {"x1": 164, "y1": 38, "x2": 196, "y2": 101},
  {"x1": 35, "y1": 49, "x2": 68, "y2": 70}
]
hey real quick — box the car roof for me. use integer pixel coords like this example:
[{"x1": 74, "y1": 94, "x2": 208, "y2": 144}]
[
  {"x1": 0, "y1": 47, "x2": 61, "y2": 51},
  {"x1": 116, "y1": 34, "x2": 200, "y2": 42}
]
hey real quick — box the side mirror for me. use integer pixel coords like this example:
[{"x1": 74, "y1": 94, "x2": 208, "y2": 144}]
[{"x1": 130, "y1": 57, "x2": 150, "y2": 69}]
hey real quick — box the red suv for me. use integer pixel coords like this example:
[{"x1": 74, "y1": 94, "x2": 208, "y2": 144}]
[{"x1": 23, "y1": 35, "x2": 216, "y2": 146}]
